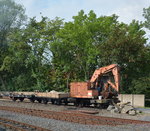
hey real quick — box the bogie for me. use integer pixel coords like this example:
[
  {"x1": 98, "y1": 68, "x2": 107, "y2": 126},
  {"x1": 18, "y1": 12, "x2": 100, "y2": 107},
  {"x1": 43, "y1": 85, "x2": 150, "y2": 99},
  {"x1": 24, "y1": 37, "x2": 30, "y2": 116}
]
[{"x1": 19, "y1": 98, "x2": 24, "y2": 102}]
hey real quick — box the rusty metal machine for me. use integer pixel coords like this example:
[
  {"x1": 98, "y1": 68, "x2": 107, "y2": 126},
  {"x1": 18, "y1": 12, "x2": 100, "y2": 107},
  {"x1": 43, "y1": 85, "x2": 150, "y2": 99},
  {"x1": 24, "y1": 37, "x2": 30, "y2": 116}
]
[{"x1": 70, "y1": 64, "x2": 120, "y2": 101}]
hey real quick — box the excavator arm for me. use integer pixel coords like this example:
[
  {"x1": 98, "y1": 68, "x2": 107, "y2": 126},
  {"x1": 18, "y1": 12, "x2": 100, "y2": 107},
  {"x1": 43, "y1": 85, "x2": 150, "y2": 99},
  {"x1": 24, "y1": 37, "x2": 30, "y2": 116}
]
[{"x1": 90, "y1": 64, "x2": 120, "y2": 92}]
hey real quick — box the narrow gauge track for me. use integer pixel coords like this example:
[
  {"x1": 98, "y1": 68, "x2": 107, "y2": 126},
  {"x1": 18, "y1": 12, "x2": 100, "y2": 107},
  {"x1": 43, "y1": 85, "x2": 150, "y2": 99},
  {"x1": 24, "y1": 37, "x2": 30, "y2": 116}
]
[
  {"x1": 0, "y1": 117, "x2": 51, "y2": 131},
  {"x1": 0, "y1": 106, "x2": 150, "y2": 126}
]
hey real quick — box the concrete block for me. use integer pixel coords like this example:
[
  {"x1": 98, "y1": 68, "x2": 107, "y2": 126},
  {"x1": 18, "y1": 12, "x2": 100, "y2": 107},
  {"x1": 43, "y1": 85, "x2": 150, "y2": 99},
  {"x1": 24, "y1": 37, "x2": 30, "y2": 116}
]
[
  {"x1": 133, "y1": 95, "x2": 145, "y2": 107},
  {"x1": 118, "y1": 94, "x2": 145, "y2": 107}
]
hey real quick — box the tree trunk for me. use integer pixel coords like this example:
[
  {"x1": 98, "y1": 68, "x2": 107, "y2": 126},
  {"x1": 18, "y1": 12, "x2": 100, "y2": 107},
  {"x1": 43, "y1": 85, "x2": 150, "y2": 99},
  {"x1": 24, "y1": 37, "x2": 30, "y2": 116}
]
[{"x1": 0, "y1": 74, "x2": 6, "y2": 91}]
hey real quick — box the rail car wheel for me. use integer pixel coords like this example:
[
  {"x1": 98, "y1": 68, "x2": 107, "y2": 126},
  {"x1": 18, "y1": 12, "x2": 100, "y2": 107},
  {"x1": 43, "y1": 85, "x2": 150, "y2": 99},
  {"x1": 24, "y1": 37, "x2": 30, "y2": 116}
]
[
  {"x1": 19, "y1": 98, "x2": 24, "y2": 102},
  {"x1": 64, "y1": 99, "x2": 68, "y2": 105},
  {"x1": 94, "y1": 103, "x2": 98, "y2": 108},
  {"x1": 95, "y1": 103, "x2": 102, "y2": 109},
  {"x1": 30, "y1": 95, "x2": 35, "y2": 103},
  {"x1": 101, "y1": 103, "x2": 109, "y2": 109},
  {"x1": 37, "y1": 99, "x2": 42, "y2": 103},
  {"x1": 74, "y1": 101, "x2": 79, "y2": 107},
  {"x1": 51, "y1": 99, "x2": 55, "y2": 104},
  {"x1": 79, "y1": 101, "x2": 86, "y2": 107},
  {"x1": 12, "y1": 97, "x2": 17, "y2": 102},
  {"x1": 56, "y1": 99, "x2": 61, "y2": 105},
  {"x1": 30, "y1": 99, "x2": 35, "y2": 103},
  {"x1": 43, "y1": 99, "x2": 48, "y2": 104}
]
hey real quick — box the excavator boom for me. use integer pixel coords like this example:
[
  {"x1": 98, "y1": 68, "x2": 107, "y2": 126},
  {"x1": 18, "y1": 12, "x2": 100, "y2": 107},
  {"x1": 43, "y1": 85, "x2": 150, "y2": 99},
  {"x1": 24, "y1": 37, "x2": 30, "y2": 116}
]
[{"x1": 90, "y1": 64, "x2": 120, "y2": 92}]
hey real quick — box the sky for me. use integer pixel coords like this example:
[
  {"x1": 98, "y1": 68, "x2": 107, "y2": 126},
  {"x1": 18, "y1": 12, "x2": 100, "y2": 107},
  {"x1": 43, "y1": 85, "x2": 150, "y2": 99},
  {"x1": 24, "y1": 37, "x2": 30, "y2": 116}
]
[{"x1": 15, "y1": 0, "x2": 150, "y2": 24}]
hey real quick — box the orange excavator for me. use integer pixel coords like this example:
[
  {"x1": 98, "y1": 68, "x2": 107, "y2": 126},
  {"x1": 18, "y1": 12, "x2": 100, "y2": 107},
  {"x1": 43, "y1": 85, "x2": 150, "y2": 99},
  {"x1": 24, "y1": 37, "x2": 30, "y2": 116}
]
[
  {"x1": 90, "y1": 64, "x2": 120, "y2": 98},
  {"x1": 70, "y1": 64, "x2": 120, "y2": 100}
]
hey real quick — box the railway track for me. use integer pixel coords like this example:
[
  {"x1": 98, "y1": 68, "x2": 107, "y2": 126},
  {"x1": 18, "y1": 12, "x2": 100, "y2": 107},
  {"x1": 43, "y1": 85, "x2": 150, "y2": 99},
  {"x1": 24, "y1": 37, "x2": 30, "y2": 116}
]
[
  {"x1": 0, "y1": 106, "x2": 150, "y2": 126},
  {"x1": 0, "y1": 117, "x2": 51, "y2": 131}
]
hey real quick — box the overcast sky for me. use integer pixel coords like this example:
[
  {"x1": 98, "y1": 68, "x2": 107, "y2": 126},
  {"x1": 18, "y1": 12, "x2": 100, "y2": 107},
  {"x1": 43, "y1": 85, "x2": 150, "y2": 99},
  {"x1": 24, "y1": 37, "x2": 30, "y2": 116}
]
[{"x1": 15, "y1": 0, "x2": 150, "y2": 24}]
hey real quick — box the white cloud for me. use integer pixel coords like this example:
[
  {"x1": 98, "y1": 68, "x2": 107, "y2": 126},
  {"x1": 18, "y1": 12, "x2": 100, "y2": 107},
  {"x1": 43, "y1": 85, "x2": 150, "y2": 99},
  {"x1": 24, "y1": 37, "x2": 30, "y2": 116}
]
[
  {"x1": 111, "y1": 5, "x2": 142, "y2": 23},
  {"x1": 15, "y1": 0, "x2": 35, "y2": 17},
  {"x1": 109, "y1": 0, "x2": 150, "y2": 24},
  {"x1": 15, "y1": 0, "x2": 150, "y2": 24},
  {"x1": 15, "y1": 0, "x2": 34, "y2": 9}
]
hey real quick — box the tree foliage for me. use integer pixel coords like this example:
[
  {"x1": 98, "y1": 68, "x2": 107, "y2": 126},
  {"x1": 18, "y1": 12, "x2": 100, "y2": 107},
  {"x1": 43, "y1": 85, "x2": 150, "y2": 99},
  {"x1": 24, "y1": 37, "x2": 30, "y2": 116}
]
[
  {"x1": 143, "y1": 6, "x2": 150, "y2": 30},
  {"x1": 0, "y1": 0, "x2": 26, "y2": 51},
  {"x1": 50, "y1": 10, "x2": 148, "y2": 93},
  {"x1": 0, "y1": 2, "x2": 150, "y2": 99},
  {"x1": 0, "y1": 0, "x2": 26, "y2": 90},
  {"x1": 5, "y1": 16, "x2": 64, "y2": 91}
]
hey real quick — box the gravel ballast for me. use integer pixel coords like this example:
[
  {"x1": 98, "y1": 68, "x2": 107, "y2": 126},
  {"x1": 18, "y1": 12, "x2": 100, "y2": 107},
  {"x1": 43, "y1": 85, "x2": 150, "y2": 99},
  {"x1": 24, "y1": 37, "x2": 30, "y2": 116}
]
[
  {"x1": 0, "y1": 99, "x2": 150, "y2": 131},
  {"x1": 0, "y1": 99, "x2": 150, "y2": 121},
  {"x1": 0, "y1": 110, "x2": 150, "y2": 131}
]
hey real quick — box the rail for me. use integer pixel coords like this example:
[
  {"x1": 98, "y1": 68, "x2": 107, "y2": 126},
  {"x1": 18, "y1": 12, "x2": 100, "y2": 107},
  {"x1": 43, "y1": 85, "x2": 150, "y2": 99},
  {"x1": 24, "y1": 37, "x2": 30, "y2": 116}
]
[
  {"x1": 0, "y1": 106, "x2": 149, "y2": 126},
  {"x1": 0, "y1": 117, "x2": 51, "y2": 131}
]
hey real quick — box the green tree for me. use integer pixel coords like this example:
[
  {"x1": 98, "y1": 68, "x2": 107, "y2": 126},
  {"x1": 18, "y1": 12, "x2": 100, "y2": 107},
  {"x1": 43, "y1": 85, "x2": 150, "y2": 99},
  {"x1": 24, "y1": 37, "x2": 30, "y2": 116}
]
[
  {"x1": 7, "y1": 16, "x2": 64, "y2": 91},
  {"x1": 0, "y1": 0, "x2": 26, "y2": 90},
  {"x1": 128, "y1": 6, "x2": 150, "y2": 99},
  {"x1": 51, "y1": 10, "x2": 148, "y2": 93},
  {"x1": 99, "y1": 20, "x2": 148, "y2": 93},
  {"x1": 50, "y1": 10, "x2": 119, "y2": 90},
  {"x1": 129, "y1": 6, "x2": 150, "y2": 99},
  {"x1": 0, "y1": 0, "x2": 26, "y2": 44},
  {"x1": 143, "y1": 6, "x2": 150, "y2": 30}
]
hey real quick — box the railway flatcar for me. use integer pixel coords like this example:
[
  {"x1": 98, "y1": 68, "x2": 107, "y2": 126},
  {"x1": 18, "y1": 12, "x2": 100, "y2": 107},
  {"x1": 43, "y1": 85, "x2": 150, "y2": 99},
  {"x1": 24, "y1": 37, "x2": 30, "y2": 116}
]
[{"x1": 7, "y1": 64, "x2": 120, "y2": 108}]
